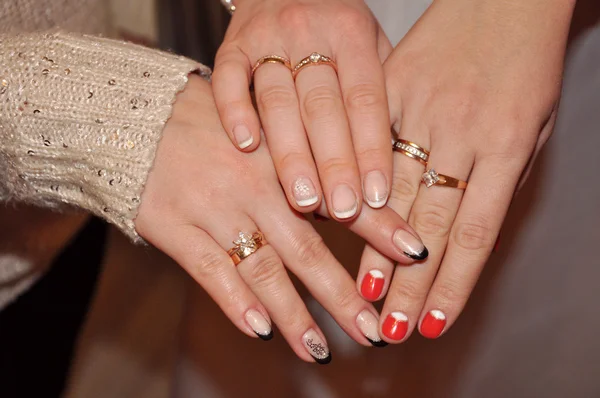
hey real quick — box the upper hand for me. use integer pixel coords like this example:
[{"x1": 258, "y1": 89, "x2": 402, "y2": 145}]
[{"x1": 213, "y1": 0, "x2": 394, "y2": 222}]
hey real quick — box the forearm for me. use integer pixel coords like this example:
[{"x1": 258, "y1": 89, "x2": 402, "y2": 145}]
[{"x1": 0, "y1": 31, "x2": 210, "y2": 241}]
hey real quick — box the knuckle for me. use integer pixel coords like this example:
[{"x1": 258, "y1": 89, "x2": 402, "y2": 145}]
[
  {"x1": 333, "y1": 285, "x2": 361, "y2": 310},
  {"x1": 293, "y1": 233, "x2": 330, "y2": 269},
  {"x1": 412, "y1": 202, "x2": 454, "y2": 238},
  {"x1": 392, "y1": 279, "x2": 427, "y2": 304},
  {"x1": 258, "y1": 85, "x2": 298, "y2": 112},
  {"x1": 337, "y1": 8, "x2": 374, "y2": 33},
  {"x1": 319, "y1": 156, "x2": 354, "y2": 177},
  {"x1": 277, "y1": 151, "x2": 311, "y2": 172},
  {"x1": 303, "y1": 86, "x2": 342, "y2": 121},
  {"x1": 344, "y1": 84, "x2": 384, "y2": 112},
  {"x1": 390, "y1": 173, "x2": 419, "y2": 201},
  {"x1": 278, "y1": 3, "x2": 314, "y2": 32},
  {"x1": 433, "y1": 280, "x2": 469, "y2": 308},
  {"x1": 194, "y1": 249, "x2": 226, "y2": 279},
  {"x1": 452, "y1": 219, "x2": 494, "y2": 252},
  {"x1": 246, "y1": 253, "x2": 283, "y2": 287}
]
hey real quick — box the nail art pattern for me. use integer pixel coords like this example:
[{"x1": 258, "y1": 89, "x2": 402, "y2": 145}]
[
  {"x1": 303, "y1": 329, "x2": 332, "y2": 365},
  {"x1": 420, "y1": 309, "x2": 446, "y2": 339},
  {"x1": 382, "y1": 311, "x2": 409, "y2": 341},
  {"x1": 294, "y1": 177, "x2": 318, "y2": 207},
  {"x1": 393, "y1": 230, "x2": 429, "y2": 261},
  {"x1": 360, "y1": 270, "x2": 385, "y2": 301}
]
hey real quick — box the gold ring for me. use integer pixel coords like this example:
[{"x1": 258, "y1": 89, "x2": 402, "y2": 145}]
[
  {"x1": 251, "y1": 55, "x2": 292, "y2": 77},
  {"x1": 227, "y1": 231, "x2": 267, "y2": 265},
  {"x1": 292, "y1": 52, "x2": 337, "y2": 80},
  {"x1": 422, "y1": 169, "x2": 467, "y2": 189},
  {"x1": 393, "y1": 139, "x2": 430, "y2": 165}
]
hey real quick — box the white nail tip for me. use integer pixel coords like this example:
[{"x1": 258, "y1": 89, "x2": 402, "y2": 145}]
[
  {"x1": 430, "y1": 310, "x2": 446, "y2": 320},
  {"x1": 390, "y1": 311, "x2": 409, "y2": 322},
  {"x1": 296, "y1": 196, "x2": 319, "y2": 207},
  {"x1": 238, "y1": 137, "x2": 254, "y2": 149},
  {"x1": 365, "y1": 198, "x2": 387, "y2": 209},
  {"x1": 368, "y1": 269, "x2": 385, "y2": 279},
  {"x1": 333, "y1": 203, "x2": 358, "y2": 219}
]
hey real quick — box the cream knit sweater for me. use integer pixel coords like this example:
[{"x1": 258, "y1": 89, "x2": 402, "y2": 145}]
[{"x1": 0, "y1": 0, "x2": 210, "y2": 307}]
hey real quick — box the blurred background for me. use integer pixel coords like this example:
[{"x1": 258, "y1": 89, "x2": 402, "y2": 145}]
[{"x1": 1, "y1": 0, "x2": 600, "y2": 397}]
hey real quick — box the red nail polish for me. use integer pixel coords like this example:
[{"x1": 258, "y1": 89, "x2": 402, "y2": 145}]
[
  {"x1": 382, "y1": 312, "x2": 409, "y2": 341},
  {"x1": 420, "y1": 310, "x2": 446, "y2": 339},
  {"x1": 360, "y1": 270, "x2": 385, "y2": 301}
]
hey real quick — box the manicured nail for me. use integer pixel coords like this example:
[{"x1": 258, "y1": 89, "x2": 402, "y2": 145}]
[
  {"x1": 364, "y1": 170, "x2": 388, "y2": 209},
  {"x1": 293, "y1": 177, "x2": 318, "y2": 207},
  {"x1": 420, "y1": 309, "x2": 446, "y2": 339},
  {"x1": 331, "y1": 184, "x2": 358, "y2": 219},
  {"x1": 381, "y1": 311, "x2": 409, "y2": 341},
  {"x1": 233, "y1": 125, "x2": 253, "y2": 149},
  {"x1": 356, "y1": 310, "x2": 387, "y2": 347},
  {"x1": 393, "y1": 229, "x2": 428, "y2": 260},
  {"x1": 302, "y1": 329, "x2": 331, "y2": 364},
  {"x1": 360, "y1": 270, "x2": 385, "y2": 301},
  {"x1": 245, "y1": 309, "x2": 273, "y2": 341}
]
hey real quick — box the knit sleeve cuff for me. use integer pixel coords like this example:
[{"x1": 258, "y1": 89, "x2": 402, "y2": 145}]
[{"x1": 0, "y1": 31, "x2": 211, "y2": 242}]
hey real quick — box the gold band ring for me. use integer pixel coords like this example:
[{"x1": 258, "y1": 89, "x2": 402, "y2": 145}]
[
  {"x1": 251, "y1": 55, "x2": 292, "y2": 77},
  {"x1": 292, "y1": 52, "x2": 337, "y2": 80},
  {"x1": 422, "y1": 169, "x2": 468, "y2": 189},
  {"x1": 227, "y1": 231, "x2": 267, "y2": 266},
  {"x1": 393, "y1": 139, "x2": 430, "y2": 165}
]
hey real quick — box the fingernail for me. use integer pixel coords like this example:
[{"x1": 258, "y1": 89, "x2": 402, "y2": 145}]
[
  {"x1": 293, "y1": 177, "x2": 318, "y2": 207},
  {"x1": 360, "y1": 269, "x2": 385, "y2": 301},
  {"x1": 233, "y1": 125, "x2": 253, "y2": 149},
  {"x1": 420, "y1": 309, "x2": 446, "y2": 339},
  {"x1": 245, "y1": 309, "x2": 273, "y2": 341},
  {"x1": 331, "y1": 184, "x2": 358, "y2": 219},
  {"x1": 364, "y1": 170, "x2": 388, "y2": 209},
  {"x1": 382, "y1": 311, "x2": 409, "y2": 341},
  {"x1": 357, "y1": 310, "x2": 387, "y2": 347},
  {"x1": 393, "y1": 229, "x2": 428, "y2": 260},
  {"x1": 302, "y1": 329, "x2": 331, "y2": 364}
]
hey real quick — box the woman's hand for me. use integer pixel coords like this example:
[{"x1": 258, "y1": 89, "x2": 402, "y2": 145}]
[
  {"x1": 135, "y1": 75, "x2": 426, "y2": 362},
  {"x1": 357, "y1": 0, "x2": 575, "y2": 342},
  {"x1": 213, "y1": 0, "x2": 394, "y2": 222}
]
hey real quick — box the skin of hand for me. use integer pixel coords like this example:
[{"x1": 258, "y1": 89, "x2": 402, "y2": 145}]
[
  {"x1": 356, "y1": 0, "x2": 576, "y2": 342},
  {"x1": 212, "y1": 0, "x2": 395, "y2": 223},
  {"x1": 135, "y1": 75, "x2": 426, "y2": 362}
]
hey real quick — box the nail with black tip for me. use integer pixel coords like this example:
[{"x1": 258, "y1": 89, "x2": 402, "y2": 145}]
[
  {"x1": 303, "y1": 329, "x2": 332, "y2": 364},
  {"x1": 393, "y1": 229, "x2": 428, "y2": 260},
  {"x1": 357, "y1": 310, "x2": 387, "y2": 348},
  {"x1": 245, "y1": 309, "x2": 273, "y2": 341}
]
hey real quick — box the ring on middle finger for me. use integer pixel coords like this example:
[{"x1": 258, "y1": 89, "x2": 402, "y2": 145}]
[
  {"x1": 392, "y1": 139, "x2": 430, "y2": 165},
  {"x1": 292, "y1": 52, "x2": 338, "y2": 80}
]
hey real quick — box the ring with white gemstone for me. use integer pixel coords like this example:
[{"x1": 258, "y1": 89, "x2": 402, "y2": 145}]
[
  {"x1": 292, "y1": 52, "x2": 337, "y2": 80},
  {"x1": 227, "y1": 231, "x2": 267, "y2": 265},
  {"x1": 392, "y1": 139, "x2": 429, "y2": 165},
  {"x1": 421, "y1": 169, "x2": 467, "y2": 189}
]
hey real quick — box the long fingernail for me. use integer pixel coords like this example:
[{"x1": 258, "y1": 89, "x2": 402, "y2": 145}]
[
  {"x1": 331, "y1": 184, "x2": 358, "y2": 219},
  {"x1": 360, "y1": 269, "x2": 385, "y2": 301},
  {"x1": 393, "y1": 229, "x2": 428, "y2": 260},
  {"x1": 293, "y1": 177, "x2": 318, "y2": 207},
  {"x1": 302, "y1": 329, "x2": 332, "y2": 364},
  {"x1": 233, "y1": 125, "x2": 253, "y2": 149},
  {"x1": 420, "y1": 309, "x2": 446, "y2": 339},
  {"x1": 382, "y1": 311, "x2": 409, "y2": 341},
  {"x1": 364, "y1": 170, "x2": 388, "y2": 209},
  {"x1": 245, "y1": 309, "x2": 273, "y2": 341},
  {"x1": 357, "y1": 310, "x2": 387, "y2": 347}
]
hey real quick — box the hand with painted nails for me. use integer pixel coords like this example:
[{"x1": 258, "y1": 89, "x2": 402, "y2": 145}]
[
  {"x1": 213, "y1": 0, "x2": 394, "y2": 222},
  {"x1": 357, "y1": 0, "x2": 575, "y2": 342},
  {"x1": 135, "y1": 75, "x2": 424, "y2": 363}
]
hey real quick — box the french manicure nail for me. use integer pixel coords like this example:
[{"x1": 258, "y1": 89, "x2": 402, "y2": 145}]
[
  {"x1": 245, "y1": 309, "x2": 273, "y2": 341},
  {"x1": 331, "y1": 184, "x2": 358, "y2": 219},
  {"x1": 360, "y1": 269, "x2": 385, "y2": 301},
  {"x1": 357, "y1": 310, "x2": 387, "y2": 347},
  {"x1": 302, "y1": 329, "x2": 331, "y2": 364},
  {"x1": 293, "y1": 177, "x2": 318, "y2": 207},
  {"x1": 233, "y1": 125, "x2": 253, "y2": 149},
  {"x1": 382, "y1": 311, "x2": 409, "y2": 341},
  {"x1": 393, "y1": 229, "x2": 428, "y2": 260},
  {"x1": 364, "y1": 170, "x2": 388, "y2": 209},
  {"x1": 420, "y1": 309, "x2": 446, "y2": 339}
]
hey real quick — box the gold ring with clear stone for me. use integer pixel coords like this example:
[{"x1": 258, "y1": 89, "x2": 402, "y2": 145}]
[
  {"x1": 392, "y1": 139, "x2": 430, "y2": 165},
  {"x1": 227, "y1": 231, "x2": 267, "y2": 265},
  {"x1": 422, "y1": 169, "x2": 468, "y2": 189},
  {"x1": 292, "y1": 52, "x2": 337, "y2": 80}
]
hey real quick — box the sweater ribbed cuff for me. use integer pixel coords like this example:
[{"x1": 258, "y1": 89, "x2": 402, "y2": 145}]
[{"x1": 0, "y1": 31, "x2": 211, "y2": 241}]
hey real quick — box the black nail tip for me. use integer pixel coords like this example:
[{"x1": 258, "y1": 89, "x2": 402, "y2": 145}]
[
  {"x1": 404, "y1": 247, "x2": 429, "y2": 261},
  {"x1": 367, "y1": 338, "x2": 388, "y2": 348},
  {"x1": 256, "y1": 331, "x2": 273, "y2": 341},
  {"x1": 315, "y1": 352, "x2": 332, "y2": 365}
]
